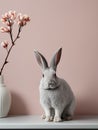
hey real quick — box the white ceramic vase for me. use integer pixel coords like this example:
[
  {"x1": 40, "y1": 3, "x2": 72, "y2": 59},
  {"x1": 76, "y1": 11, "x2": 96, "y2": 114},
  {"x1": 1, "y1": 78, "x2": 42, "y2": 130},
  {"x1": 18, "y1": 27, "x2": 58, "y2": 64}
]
[{"x1": 0, "y1": 75, "x2": 11, "y2": 118}]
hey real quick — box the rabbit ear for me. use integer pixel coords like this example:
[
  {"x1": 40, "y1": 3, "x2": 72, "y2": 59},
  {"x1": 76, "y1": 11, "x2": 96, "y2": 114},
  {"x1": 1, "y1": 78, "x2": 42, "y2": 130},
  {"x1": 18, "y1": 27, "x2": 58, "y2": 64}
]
[
  {"x1": 50, "y1": 48, "x2": 62, "y2": 71},
  {"x1": 34, "y1": 50, "x2": 48, "y2": 70}
]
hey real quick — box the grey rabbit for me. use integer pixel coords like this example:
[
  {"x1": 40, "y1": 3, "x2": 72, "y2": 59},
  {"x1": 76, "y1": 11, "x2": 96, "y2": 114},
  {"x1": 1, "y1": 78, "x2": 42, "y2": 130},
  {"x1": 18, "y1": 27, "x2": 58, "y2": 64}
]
[{"x1": 34, "y1": 48, "x2": 76, "y2": 122}]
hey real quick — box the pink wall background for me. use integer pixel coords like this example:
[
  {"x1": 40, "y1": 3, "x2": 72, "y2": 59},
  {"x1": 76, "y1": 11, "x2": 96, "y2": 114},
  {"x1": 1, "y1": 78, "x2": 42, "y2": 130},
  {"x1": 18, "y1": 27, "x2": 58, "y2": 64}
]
[{"x1": 0, "y1": 0, "x2": 98, "y2": 115}]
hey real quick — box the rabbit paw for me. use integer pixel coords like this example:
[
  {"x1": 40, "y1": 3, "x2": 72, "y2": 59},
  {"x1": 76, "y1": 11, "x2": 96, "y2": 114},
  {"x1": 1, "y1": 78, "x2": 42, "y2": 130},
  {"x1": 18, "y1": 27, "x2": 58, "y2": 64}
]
[
  {"x1": 45, "y1": 116, "x2": 53, "y2": 122},
  {"x1": 65, "y1": 116, "x2": 73, "y2": 121},
  {"x1": 41, "y1": 114, "x2": 46, "y2": 119},
  {"x1": 54, "y1": 116, "x2": 62, "y2": 122}
]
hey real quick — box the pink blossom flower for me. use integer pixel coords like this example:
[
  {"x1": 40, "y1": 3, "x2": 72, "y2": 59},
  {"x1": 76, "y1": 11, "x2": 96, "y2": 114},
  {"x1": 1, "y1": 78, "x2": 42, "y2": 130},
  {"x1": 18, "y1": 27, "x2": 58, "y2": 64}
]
[
  {"x1": 8, "y1": 10, "x2": 17, "y2": 20},
  {"x1": 1, "y1": 16, "x2": 7, "y2": 23},
  {"x1": 1, "y1": 11, "x2": 30, "y2": 27},
  {"x1": 23, "y1": 15, "x2": 30, "y2": 22},
  {"x1": 17, "y1": 13, "x2": 30, "y2": 26},
  {"x1": 1, "y1": 14, "x2": 10, "y2": 23},
  {"x1": 17, "y1": 20, "x2": 27, "y2": 26},
  {"x1": 1, "y1": 10, "x2": 16, "y2": 26},
  {"x1": 0, "y1": 26, "x2": 10, "y2": 33},
  {"x1": 1, "y1": 41, "x2": 9, "y2": 48}
]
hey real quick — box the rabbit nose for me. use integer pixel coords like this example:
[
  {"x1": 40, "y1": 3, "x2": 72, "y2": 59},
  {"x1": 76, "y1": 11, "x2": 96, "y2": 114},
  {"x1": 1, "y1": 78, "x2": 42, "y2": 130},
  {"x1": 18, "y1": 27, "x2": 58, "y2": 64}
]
[{"x1": 48, "y1": 81, "x2": 56, "y2": 86}]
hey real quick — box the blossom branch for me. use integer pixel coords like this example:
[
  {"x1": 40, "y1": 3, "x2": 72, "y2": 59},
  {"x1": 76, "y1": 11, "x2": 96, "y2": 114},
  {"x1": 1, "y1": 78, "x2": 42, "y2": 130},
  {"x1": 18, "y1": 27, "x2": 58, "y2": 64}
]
[
  {"x1": 9, "y1": 26, "x2": 14, "y2": 45},
  {"x1": 0, "y1": 26, "x2": 21, "y2": 75},
  {"x1": 0, "y1": 44, "x2": 13, "y2": 75},
  {"x1": 14, "y1": 26, "x2": 21, "y2": 43},
  {"x1": 0, "y1": 10, "x2": 30, "y2": 76}
]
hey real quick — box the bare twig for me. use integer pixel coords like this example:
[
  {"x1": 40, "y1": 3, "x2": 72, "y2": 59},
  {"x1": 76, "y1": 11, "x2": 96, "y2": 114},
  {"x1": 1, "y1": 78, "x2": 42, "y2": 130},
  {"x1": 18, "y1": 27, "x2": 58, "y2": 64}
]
[{"x1": 0, "y1": 25, "x2": 21, "y2": 75}]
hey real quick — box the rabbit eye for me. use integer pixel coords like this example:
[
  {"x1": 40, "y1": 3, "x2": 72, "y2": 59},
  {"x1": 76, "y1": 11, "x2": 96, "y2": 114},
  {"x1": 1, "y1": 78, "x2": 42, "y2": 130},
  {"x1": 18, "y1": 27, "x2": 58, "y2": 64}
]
[{"x1": 42, "y1": 74, "x2": 44, "y2": 77}]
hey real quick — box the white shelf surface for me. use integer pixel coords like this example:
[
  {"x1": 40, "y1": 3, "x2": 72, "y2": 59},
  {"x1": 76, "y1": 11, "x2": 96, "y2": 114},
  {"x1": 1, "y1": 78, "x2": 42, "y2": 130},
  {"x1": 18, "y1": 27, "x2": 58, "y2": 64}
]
[{"x1": 0, "y1": 115, "x2": 98, "y2": 129}]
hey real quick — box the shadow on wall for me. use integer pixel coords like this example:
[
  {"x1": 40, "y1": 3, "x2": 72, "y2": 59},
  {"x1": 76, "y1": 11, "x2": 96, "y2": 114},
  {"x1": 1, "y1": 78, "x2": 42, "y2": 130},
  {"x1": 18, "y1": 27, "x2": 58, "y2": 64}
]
[
  {"x1": 75, "y1": 98, "x2": 87, "y2": 115},
  {"x1": 75, "y1": 97, "x2": 97, "y2": 115},
  {"x1": 8, "y1": 91, "x2": 29, "y2": 115}
]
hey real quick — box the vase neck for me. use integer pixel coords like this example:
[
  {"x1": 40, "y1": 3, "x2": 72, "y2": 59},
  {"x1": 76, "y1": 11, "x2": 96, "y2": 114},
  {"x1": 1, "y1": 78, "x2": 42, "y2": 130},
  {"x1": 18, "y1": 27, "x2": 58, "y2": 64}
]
[{"x1": 0, "y1": 75, "x2": 4, "y2": 84}]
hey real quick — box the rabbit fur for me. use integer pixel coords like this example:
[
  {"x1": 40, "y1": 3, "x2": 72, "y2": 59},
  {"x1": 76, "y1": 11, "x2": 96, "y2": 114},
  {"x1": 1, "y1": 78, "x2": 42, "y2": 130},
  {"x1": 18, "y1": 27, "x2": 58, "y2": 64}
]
[{"x1": 34, "y1": 48, "x2": 76, "y2": 122}]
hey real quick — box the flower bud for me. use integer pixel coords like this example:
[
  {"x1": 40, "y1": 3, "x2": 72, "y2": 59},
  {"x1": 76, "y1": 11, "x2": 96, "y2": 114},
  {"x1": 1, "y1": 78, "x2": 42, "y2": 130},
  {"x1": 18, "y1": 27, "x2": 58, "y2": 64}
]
[
  {"x1": 0, "y1": 26, "x2": 10, "y2": 33},
  {"x1": 23, "y1": 15, "x2": 30, "y2": 22},
  {"x1": 1, "y1": 41, "x2": 9, "y2": 48}
]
